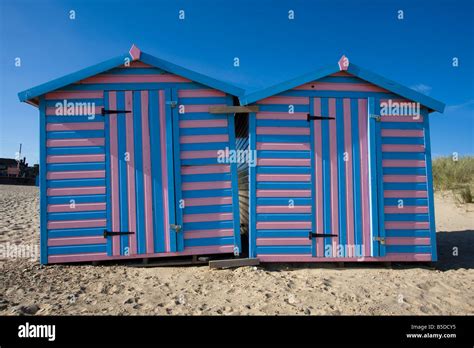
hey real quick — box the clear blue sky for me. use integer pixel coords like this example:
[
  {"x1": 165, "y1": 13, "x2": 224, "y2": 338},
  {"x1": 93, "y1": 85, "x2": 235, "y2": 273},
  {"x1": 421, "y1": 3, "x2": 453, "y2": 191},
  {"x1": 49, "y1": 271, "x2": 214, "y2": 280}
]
[{"x1": 1, "y1": 0, "x2": 472, "y2": 165}]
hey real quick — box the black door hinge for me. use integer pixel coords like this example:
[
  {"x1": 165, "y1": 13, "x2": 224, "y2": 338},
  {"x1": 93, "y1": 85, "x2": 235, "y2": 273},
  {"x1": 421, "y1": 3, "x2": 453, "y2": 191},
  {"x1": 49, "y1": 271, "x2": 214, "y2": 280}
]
[
  {"x1": 307, "y1": 114, "x2": 335, "y2": 122},
  {"x1": 101, "y1": 108, "x2": 132, "y2": 116},
  {"x1": 103, "y1": 230, "x2": 135, "y2": 238},
  {"x1": 309, "y1": 232, "x2": 338, "y2": 240}
]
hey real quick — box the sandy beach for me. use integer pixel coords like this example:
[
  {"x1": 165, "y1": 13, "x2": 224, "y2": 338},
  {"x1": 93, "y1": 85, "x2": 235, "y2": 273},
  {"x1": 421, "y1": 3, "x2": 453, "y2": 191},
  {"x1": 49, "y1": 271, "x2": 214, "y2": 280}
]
[{"x1": 0, "y1": 184, "x2": 472, "y2": 315}]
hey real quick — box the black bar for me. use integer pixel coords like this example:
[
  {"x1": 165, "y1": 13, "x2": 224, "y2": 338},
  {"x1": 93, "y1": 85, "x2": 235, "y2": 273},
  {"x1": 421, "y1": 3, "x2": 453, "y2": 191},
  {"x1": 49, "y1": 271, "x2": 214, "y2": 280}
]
[
  {"x1": 309, "y1": 232, "x2": 338, "y2": 239},
  {"x1": 103, "y1": 230, "x2": 135, "y2": 237},
  {"x1": 307, "y1": 113, "x2": 335, "y2": 121},
  {"x1": 101, "y1": 108, "x2": 132, "y2": 116}
]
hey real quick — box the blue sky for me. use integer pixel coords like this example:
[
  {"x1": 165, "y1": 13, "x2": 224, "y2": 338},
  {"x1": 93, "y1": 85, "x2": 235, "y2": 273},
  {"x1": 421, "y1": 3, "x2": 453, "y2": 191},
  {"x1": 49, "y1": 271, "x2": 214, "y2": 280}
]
[{"x1": 0, "y1": 0, "x2": 472, "y2": 164}]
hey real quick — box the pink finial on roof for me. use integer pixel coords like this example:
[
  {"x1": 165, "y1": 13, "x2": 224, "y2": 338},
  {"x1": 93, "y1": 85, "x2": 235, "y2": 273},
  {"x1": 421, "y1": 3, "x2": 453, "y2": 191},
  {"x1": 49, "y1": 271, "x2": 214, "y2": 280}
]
[
  {"x1": 129, "y1": 44, "x2": 141, "y2": 61},
  {"x1": 338, "y1": 55, "x2": 349, "y2": 71}
]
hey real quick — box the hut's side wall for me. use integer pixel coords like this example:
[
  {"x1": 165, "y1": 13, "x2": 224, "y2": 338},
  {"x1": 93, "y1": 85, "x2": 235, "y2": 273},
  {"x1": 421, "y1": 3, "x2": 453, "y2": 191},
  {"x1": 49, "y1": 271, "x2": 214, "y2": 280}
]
[
  {"x1": 40, "y1": 61, "x2": 240, "y2": 264},
  {"x1": 249, "y1": 72, "x2": 436, "y2": 262}
]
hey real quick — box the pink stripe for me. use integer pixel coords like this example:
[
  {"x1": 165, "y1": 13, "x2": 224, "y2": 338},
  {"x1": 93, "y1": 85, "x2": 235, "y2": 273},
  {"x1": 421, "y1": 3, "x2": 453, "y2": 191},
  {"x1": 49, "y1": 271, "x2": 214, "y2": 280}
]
[
  {"x1": 109, "y1": 92, "x2": 120, "y2": 256},
  {"x1": 183, "y1": 104, "x2": 226, "y2": 113},
  {"x1": 46, "y1": 122, "x2": 104, "y2": 131},
  {"x1": 256, "y1": 205, "x2": 312, "y2": 213},
  {"x1": 47, "y1": 170, "x2": 105, "y2": 179},
  {"x1": 178, "y1": 89, "x2": 226, "y2": 98},
  {"x1": 159, "y1": 90, "x2": 170, "y2": 252},
  {"x1": 256, "y1": 238, "x2": 312, "y2": 246},
  {"x1": 80, "y1": 74, "x2": 190, "y2": 84},
  {"x1": 385, "y1": 221, "x2": 430, "y2": 230},
  {"x1": 126, "y1": 91, "x2": 137, "y2": 255},
  {"x1": 384, "y1": 206, "x2": 429, "y2": 214},
  {"x1": 384, "y1": 190, "x2": 428, "y2": 198},
  {"x1": 381, "y1": 115, "x2": 423, "y2": 122},
  {"x1": 46, "y1": 106, "x2": 102, "y2": 116},
  {"x1": 385, "y1": 237, "x2": 431, "y2": 245},
  {"x1": 48, "y1": 236, "x2": 106, "y2": 246},
  {"x1": 383, "y1": 175, "x2": 427, "y2": 183},
  {"x1": 121, "y1": 61, "x2": 153, "y2": 68},
  {"x1": 182, "y1": 181, "x2": 231, "y2": 191},
  {"x1": 183, "y1": 213, "x2": 233, "y2": 223},
  {"x1": 256, "y1": 174, "x2": 311, "y2": 182},
  {"x1": 141, "y1": 91, "x2": 154, "y2": 254},
  {"x1": 47, "y1": 186, "x2": 105, "y2": 196},
  {"x1": 382, "y1": 144, "x2": 425, "y2": 152},
  {"x1": 256, "y1": 112, "x2": 308, "y2": 120},
  {"x1": 258, "y1": 96, "x2": 309, "y2": 105},
  {"x1": 185, "y1": 197, "x2": 233, "y2": 206},
  {"x1": 180, "y1": 134, "x2": 229, "y2": 144},
  {"x1": 179, "y1": 119, "x2": 228, "y2": 128},
  {"x1": 329, "y1": 98, "x2": 339, "y2": 256},
  {"x1": 184, "y1": 229, "x2": 234, "y2": 239},
  {"x1": 180, "y1": 150, "x2": 218, "y2": 159},
  {"x1": 256, "y1": 189, "x2": 311, "y2": 197},
  {"x1": 47, "y1": 202, "x2": 106, "y2": 212},
  {"x1": 256, "y1": 222, "x2": 311, "y2": 230},
  {"x1": 257, "y1": 158, "x2": 311, "y2": 166},
  {"x1": 381, "y1": 129, "x2": 424, "y2": 137},
  {"x1": 383, "y1": 159, "x2": 426, "y2": 167},
  {"x1": 45, "y1": 91, "x2": 103, "y2": 100},
  {"x1": 358, "y1": 98, "x2": 371, "y2": 257},
  {"x1": 314, "y1": 98, "x2": 324, "y2": 257},
  {"x1": 47, "y1": 154, "x2": 104, "y2": 163},
  {"x1": 330, "y1": 71, "x2": 351, "y2": 77},
  {"x1": 181, "y1": 165, "x2": 230, "y2": 175},
  {"x1": 257, "y1": 253, "x2": 432, "y2": 262},
  {"x1": 46, "y1": 138, "x2": 105, "y2": 147},
  {"x1": 297, "y1": 82, "x2": 387, "y2": 92},
  {"x1": 343, "y1": 98, "x2": 355, "y2": 247},
  {"x1": 47, "y1": 219, "x2": 106, "y2": 230},
  {"x1": 256, "y1": 127, "x2": 310, "y2": 135},
  {"x1": 256, "y1": 142, "x2": 310, "y2": 151}
]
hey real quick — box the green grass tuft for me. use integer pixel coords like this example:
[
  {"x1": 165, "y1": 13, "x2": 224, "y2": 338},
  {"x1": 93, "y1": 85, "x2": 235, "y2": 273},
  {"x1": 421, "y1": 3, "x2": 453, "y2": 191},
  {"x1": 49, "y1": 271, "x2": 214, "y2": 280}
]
[{"x1": 432, "y1": 156, "x2": 474, "y2": 203}]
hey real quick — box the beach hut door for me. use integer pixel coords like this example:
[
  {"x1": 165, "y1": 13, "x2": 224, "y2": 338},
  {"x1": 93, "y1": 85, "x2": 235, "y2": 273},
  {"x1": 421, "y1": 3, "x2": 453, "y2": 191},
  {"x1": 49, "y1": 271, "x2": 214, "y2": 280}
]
[{"x1": 104, "y1": 90, "x2": 178, "y2": 257}]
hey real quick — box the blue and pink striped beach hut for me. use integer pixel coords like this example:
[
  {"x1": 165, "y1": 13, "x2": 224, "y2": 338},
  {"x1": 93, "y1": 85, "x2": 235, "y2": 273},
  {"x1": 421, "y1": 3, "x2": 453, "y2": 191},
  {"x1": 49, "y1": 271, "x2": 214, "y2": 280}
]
[
  {"x1": 19, "y1": 45, "x2": 243, "y2": 264},
  {"x1": 237, "y1": 56, "x2": 445, "y2": 262},
  {"x1": 20, "y1": 48, "x2": 444, "y2": 265}
]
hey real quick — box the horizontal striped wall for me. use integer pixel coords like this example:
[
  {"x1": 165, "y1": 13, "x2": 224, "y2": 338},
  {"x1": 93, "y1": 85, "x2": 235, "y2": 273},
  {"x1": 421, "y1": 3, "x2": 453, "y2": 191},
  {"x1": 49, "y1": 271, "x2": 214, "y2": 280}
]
[
  {"x1": 252, "y1": 72, "x2": 434, "y2": 262},
  {"x1": 42, "y1": 61, "x2": 238, "y2": 263}
]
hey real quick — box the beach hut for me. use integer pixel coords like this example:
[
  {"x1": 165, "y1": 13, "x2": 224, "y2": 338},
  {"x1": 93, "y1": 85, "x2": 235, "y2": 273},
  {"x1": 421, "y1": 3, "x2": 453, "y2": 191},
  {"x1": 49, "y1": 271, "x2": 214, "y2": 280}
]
[
  {"x1": 237, "y1": 56, "x2": 445, "y2": 263},
  {"x1": 19, "y1": 45, "x2": 243, "y2": 264}
]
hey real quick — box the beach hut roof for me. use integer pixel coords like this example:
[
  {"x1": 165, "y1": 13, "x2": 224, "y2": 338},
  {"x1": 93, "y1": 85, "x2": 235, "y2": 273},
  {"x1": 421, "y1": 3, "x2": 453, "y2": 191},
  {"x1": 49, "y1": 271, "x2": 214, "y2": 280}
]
[{"x1": 18, "y1": 44, "x2": 246, "y2": 106}]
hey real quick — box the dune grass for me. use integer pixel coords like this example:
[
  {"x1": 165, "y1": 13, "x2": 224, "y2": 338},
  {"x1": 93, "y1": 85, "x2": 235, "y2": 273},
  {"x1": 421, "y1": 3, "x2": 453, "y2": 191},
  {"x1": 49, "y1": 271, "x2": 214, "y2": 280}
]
[{"x1": 432, "y1": 156, "x2": 474, "y2": 203}]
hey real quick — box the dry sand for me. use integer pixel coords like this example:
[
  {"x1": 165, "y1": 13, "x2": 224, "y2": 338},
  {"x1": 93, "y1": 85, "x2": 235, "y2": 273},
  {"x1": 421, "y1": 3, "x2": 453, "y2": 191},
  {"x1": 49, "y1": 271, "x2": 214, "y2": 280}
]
[{"x1": 0, "y1": 185, "x2": 472, "y2": 315}]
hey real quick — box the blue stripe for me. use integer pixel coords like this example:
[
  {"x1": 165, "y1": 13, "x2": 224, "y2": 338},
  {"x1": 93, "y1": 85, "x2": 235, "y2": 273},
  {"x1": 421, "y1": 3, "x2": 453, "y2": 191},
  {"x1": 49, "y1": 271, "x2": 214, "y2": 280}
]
[
  {"x1": 256, "y1": 182, "x2": 311, "y2": 190},
  {"x1": 47, "y1": 178, "x2": 105, "y2": 188},
  {"x1": 381, "y1": 122, "x2": 424, "y2": 130},
  {"x1": 184, "y1": 205, "x2": 233, "y2": 214},
  {"x1": 173, "y1": 89, "x2": 185, "y2": 252},
  {"x1": 256, "y1": 166, "x2": 311, "y2": 174},
  {"x1": 375, "y1": 98, "x2": 386, "y2": 256},
  {"x1": 321, "y1": 98, "x2": 332, "y2": 253},
  {"x1": 149, "y1": 90, "x2": 165, "y2": 253},
  {"x1": 384, "y1": 213, "x2": 429, "y2": 222},
  {"x1": 178, "y1": 113, "x2": 227, "y2": 121},
  {"x1": 256, "y1": 134, "x2": 310, "y2": 143},
  {"x1": 258, "y1": 151, "x2": 310, "y2": 159},
  {"x1": 228, "y1": 105, "x2": 242, "y2": 252},
  {"x1": 316, "y1": 76, "x2": 366, "y2": 84},
  {"x1": 249, "y1": 112, "x2": 257, "y2": 258},
  {"x1": 180, "y1": 127, "x2": 228, "y2": 136},
  {"x1": 280, "y1": 90, "x2": 399, "y2": 99},
  {"x1": 383, "y1": 167, "x2": 426, "y2": 175},
  {"x1": 48, "y1": 227, "x2": 105, "y2": 238},
  {"x1": 165, "y1": 88, "x2": 177, "y2": 252},
  {"x1": 256, "y1": 119, "x2": 309, "y2": 127},
  {"x1": 385, "y1": 229, "x2": 431, "y2": 237},
  {"x1": 386, "y1": 245, "x2": 431, "y2": 253},
  {"x1": 184, "y1": 237, "x2": 234, "y2": 247},
  {"x1": 47, "y1": 163, "x2": 105, "y2": 171},
  {"x1": 180, "y1": 142, "x2": 229, "y2": 151},
  {"x1": 47, "y1": 146, "x2": 105, "y2": 155},
  {"x1": 48, "y1": 211, "x2": 106, "y2": 221},
  {"x1": 47, "y1": 195, "x2": 106, "y2": 204},
  {"x1": 181, "y1": 173, "x2": 231, "y2": 182},
  {"x1": 336, "y1": 97, "x2": 347, "y2": 255},
  {"x1": 182, "y1": 189, "x2": 232, "y2": 198},
  {"x1": 309, "y1": 97, "x2": 317, "y2": 257},
  {"x1": 256, "y1": 246, "x2": 311, "y2": 254},
  {"x1": 104, "y1": 91, "x2": 112, "y2": 256},
  {"x1": 382, "y1": 152, "x2": 425, "y2": 160},
  {"x1": 117, "y1": 91, "x2": 129, "y2": 255},
  {"x1": 179, "y1": 97, "x2": 227, "y2": 105},
  {"x1": 256, "y1": 197, "x2": 312, "y2": 205},
  {"x1": 48, "y1": 244, "x2": 107, "y2": 255},
  {"x1": 46, "y1": 115, "x2": 104, "y2": 123},
  {"x1": 180, "y1": 158, "x2": 222, "y2": 166},
  {"x1": 39, "y1": 98, "x2": 48, "y2": 264},
  {"x1": 63, "y1": 82, "x2": 210, "y2": 91},
  {"x1": 132, "y1": 91, "x2": 146, "y2": 254},
  {"x1": 46, "y1": 130, "x2": 104, "y2": 139},
  {"x1": 256, "y1": 230, "x2": 310, "y2": 238},
  {"x1": 257, "y1": 214, "x2": 312, "y2": 221},
  {"x1": 384, "y1": 183, "x2": 427, "y2": 190},
  {"x1": 258, "y1": 104, "x2": 308, "y2": 112},
  {"x1": 183, "y1": 220, "x2": 234, "y2": 231},
  {"x1": 381, "y1": 137, "x2": 424, "y2": 145},
  {"x1": 384, "y1": 198, "x2": 428, "y2": 206}
]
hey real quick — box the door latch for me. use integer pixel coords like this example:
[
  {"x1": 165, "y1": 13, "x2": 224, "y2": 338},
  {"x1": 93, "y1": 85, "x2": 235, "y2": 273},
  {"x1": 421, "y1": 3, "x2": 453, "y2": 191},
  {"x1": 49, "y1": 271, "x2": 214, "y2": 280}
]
[
  {"x1": 307, "y1": 114, "x2": 335, "y2": 122},
  {"x1": 103, "y1": 230, "x2": 135, "y2": 238},
  {"x1": 373, "y1": 237, "x2": 386, "y2": 244},
  {"x1": 170, "y1": 224, "x2": 182, "y2": 233},
  {"x1": 101, "y1": 108, "x2": 132, "y2": 116}
]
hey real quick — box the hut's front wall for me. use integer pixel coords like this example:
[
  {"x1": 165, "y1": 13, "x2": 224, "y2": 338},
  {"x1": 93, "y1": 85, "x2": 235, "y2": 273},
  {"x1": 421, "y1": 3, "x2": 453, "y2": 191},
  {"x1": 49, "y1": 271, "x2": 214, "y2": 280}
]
[
  {"x1": 248, "y1": 72, "x2": 437, "y2": 262},
  {"x1": 40, "y1": 62, "x2": 241, "y2": 264}
]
